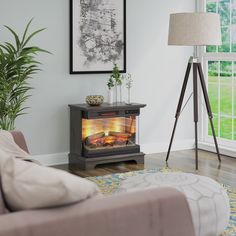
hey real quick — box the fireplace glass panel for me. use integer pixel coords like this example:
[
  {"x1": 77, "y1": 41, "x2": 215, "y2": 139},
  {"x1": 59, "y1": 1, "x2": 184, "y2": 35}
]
[{"x1": 82, "y1": 116, "x2": 137, "y2": 151}]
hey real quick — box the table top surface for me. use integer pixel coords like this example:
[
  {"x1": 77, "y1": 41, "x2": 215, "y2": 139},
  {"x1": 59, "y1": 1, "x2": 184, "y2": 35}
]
[{"x1": 69, "y1": 102, "x2": 146, "y2": 111}]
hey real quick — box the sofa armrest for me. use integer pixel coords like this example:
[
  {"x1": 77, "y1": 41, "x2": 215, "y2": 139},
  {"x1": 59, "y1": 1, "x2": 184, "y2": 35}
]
[
  {"x1": 10, "y1": 130, "x2": 29, "y2": 154},
  {"x1": 0, "y1": 187, "x2": 195, "y2": 236}
]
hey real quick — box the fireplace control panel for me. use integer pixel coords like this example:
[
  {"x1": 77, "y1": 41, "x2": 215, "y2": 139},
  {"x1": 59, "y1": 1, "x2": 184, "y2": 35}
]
[{"x1": 125, "y1": 109, "x2": 140, "y2": 115}]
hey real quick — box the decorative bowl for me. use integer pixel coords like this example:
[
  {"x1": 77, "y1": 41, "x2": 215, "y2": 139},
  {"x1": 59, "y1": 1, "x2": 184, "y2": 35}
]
[{"x1": 86, "y1": 95, "x2": 104, "y2": 106}]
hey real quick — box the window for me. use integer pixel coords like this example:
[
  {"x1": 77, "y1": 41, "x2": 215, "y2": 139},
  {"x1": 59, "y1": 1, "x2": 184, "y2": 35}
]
[
  {"x1": 207, "y1": 60, "x2": 236, "y2": 140},
  {"x1": 206, "y1": 0, "x2": 236, "y2": 53},
  {"x1": 201, "y1": 0, "x2": 236, "y2": 148}
]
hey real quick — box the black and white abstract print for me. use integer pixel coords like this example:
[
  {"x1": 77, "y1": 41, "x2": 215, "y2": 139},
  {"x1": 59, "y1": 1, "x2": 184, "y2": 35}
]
[{"x1": 71, "y1": 0, "x2": 126, "y2": 73}]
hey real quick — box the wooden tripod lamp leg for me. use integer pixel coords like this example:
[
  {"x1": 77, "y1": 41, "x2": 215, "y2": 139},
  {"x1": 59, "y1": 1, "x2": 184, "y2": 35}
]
[
  {"x1": 197, "y1": 63, "x2": 221, "y2": 162},
  {"x1": 166, "y1": 62, "x2": 192, "y2": 162},
  {"x1": 193, "y1": 63, "x2": 199, "y2": 170}
]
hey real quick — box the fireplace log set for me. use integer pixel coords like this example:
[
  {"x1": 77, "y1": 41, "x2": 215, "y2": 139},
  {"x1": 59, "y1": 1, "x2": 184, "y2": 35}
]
[{"x1": 85, "y1": 131, "x2": 133, "y2": 148}]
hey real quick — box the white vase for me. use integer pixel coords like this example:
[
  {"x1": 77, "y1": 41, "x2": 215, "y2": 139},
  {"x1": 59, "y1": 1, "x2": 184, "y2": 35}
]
[
  {"x1": 115, "y1": 85, "x2": 118, "y2": 103},
  {"x1": 119, "y1": 85, "x2": 123, "y2": 103},
  {"x1": 108, "y1": 89, "x2": 113, "y2": 104},
  {"x1": 127, "y1": 87, "x2": 131, "y2": 104}
]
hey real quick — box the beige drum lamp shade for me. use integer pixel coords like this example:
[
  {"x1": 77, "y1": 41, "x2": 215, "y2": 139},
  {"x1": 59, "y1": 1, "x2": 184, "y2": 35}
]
[{"x1": 168, "y1": 13, "x2": 222, "y2": 46}]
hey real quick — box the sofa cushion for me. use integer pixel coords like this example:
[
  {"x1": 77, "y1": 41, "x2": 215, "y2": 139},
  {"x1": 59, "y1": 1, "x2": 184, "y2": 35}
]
[
  {"x1": 10, "y1": 130, "x2": 29, "y2": 153},
  {"x1": 0, "y1": 149, "x2": 99, "y2": 211}
]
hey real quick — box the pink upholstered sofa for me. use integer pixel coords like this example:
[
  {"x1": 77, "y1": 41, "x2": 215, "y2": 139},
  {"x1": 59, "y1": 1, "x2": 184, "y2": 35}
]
[{"x1": 0, "y1": 131, "x2": 195, "y2": 236}]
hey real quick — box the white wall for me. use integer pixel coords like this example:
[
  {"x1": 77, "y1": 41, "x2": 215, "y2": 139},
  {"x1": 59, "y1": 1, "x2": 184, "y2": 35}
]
[{"x1": 0, "y1": 0, "x2": 195, "y2": 163}]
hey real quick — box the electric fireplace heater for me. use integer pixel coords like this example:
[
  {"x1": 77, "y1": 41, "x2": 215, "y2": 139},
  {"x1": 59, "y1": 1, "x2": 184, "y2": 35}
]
[{"x1": 69, "y1": 103, "x2": 146, "y2": 170}]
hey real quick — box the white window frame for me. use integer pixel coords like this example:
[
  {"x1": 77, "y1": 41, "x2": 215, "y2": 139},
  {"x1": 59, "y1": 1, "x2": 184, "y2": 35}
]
[{"x1": 198, "y1": 0, "x2": 236, "y2": 156}]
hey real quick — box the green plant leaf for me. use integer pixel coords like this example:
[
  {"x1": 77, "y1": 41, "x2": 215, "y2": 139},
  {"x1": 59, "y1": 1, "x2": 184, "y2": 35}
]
[
  {"x1": 4, "y1": 42, "x2": 17, "y2": 54},
  {"x1": 4, "y1": 25, "x2": 21, "y2": 50},
  {"x1": 22, "y1": 28, "x2": 46, "y2": 48},
  {"x1": 21, "y1": 18, "x2": 34, "y2": 46}
]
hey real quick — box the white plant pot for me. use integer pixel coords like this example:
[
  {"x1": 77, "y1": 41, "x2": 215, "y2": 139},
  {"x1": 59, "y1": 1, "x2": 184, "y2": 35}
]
[{"x1": 108, "y1": 89, "x2": 113, "y2": 104}]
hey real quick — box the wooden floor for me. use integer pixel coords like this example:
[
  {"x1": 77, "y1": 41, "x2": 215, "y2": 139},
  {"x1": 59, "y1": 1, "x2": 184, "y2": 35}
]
[{"x1": 53, "y1": 149, "x2": 236, "y2": 187}]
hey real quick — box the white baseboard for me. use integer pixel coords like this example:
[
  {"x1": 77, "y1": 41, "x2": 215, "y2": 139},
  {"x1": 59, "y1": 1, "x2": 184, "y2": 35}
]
[
  {"x1": 33, "y1": 152, "x2": 68, "y2": 166},
  {"x1": 199, "y1": 142, "x2": 236, "y2": 158},
  {"x1": 33, "y1": 139, "x2": 195, "y2": 166},
  {"x1": 141, "y1": 139, "x2": 195, "y2": 154}
]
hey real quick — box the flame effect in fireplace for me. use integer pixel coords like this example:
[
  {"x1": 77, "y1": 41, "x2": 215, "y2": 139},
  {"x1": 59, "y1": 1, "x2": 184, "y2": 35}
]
[
  {"x1": 82, "y1": 117, "x2": 136, "y2": 140},
  {"x1": 82, "y1": 117, "x2": 136, "y2": 148}
]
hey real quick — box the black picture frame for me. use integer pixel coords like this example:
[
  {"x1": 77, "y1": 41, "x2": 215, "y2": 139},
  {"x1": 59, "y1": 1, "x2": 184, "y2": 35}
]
[{"x1": 70, "y1": 0, "x2": 126, "y2": 74}]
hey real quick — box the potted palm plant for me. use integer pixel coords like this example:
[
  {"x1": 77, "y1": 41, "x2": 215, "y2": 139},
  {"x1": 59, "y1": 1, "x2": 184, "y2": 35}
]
[{"x1": 0, "y1": 19, "x2": 50, "y2": 130}]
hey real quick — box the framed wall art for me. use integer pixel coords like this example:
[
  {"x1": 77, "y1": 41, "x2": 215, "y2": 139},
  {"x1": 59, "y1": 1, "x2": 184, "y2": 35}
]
[{"x1": 70, "y1": 0, "x2": 126, "y2": 74}]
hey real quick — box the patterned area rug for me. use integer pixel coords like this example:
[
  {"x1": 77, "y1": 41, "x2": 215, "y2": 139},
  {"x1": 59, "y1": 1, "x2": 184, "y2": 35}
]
[{"x1": 87, "y1": 168, "x2": 236, "y2": 236}]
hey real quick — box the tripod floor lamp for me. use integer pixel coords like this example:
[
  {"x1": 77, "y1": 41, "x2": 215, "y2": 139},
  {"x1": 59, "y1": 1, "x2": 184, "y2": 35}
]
[{"x1": 166, "y1": 13, "x2": 222, "y2": 170}]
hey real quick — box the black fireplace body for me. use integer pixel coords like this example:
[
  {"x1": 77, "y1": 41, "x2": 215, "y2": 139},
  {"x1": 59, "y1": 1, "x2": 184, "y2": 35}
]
[{"x1": 69, "y1": 103, "x2": 146, "y2": 170}]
